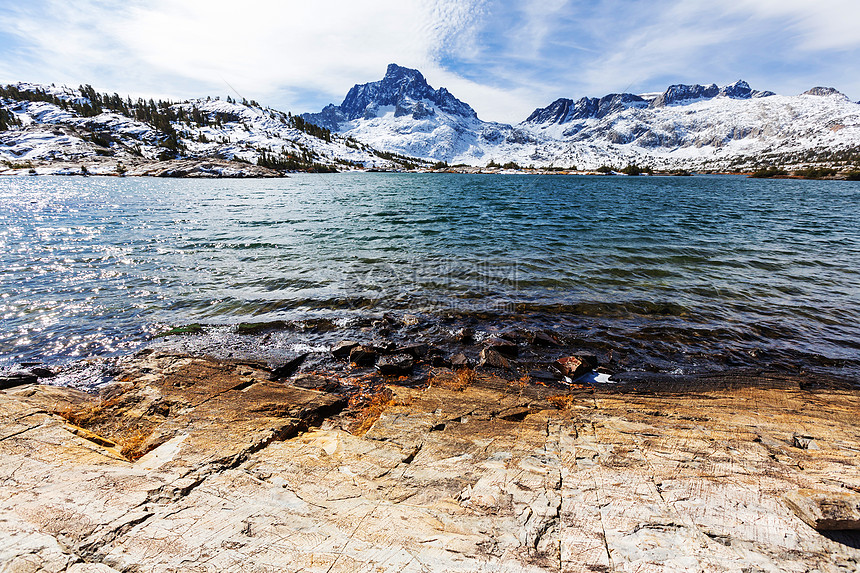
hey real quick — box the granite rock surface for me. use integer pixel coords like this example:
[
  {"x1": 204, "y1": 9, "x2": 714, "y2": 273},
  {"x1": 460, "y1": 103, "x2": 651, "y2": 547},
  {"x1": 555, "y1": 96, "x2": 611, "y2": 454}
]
[{"x1": 1, "y1": 354, "x2": 859, "y2": 572}]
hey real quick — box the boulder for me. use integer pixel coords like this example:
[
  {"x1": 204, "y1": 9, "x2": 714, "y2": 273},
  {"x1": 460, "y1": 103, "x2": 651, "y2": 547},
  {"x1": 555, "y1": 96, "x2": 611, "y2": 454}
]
[
  {"x1": 376, "y1": 354, "x2": 414, "y2": 376},
  {"x1": 349, "y1": 345, "x2": 378, "y2": 366},
  {"x1": 784, "y1": 489, "x2": 860, "y2": 530},
  {"x1": 331, "y1": 340, "x2": 359, "y2": 358},
  {"x1": 479, "y1": 348, "x2": 511, "y2": 370},
  {"x1": 792, "y1": 434, "x2": 820, "y2": 450},
  {"x1": 554, "y1": 355, "x2": 598, "y2": 379},
  {"x1": 483, "y1": 337, "x2": 518, "y2": 357}
]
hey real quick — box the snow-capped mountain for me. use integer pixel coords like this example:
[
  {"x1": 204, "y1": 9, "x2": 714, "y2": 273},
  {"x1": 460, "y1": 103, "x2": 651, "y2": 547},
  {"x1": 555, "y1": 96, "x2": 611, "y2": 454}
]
[
  {"x1": 0, "y1": 82, "x2": 424, "y2": 175},
  {"x1": 305, "y1": 65, "x2": 860, "y2": 170},
  {"x1": 521, "y1": 82, "x2": 860, "y2": 170},
  {"x1": 2, "y1": 67, "x2": 859, "y2": 174},
  {"x1": 305, "y1": 64, "x2": 478, "y2": 130},
  {"x1": 303, "y1": 64, "x2": 523, "y2": 165}
]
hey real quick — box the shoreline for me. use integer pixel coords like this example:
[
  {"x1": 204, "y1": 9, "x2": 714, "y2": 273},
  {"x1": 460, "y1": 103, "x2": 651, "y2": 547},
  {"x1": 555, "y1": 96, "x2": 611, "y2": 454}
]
[
  {"x1": 3, "y1": 157, "x2": 859, "y2": 179},
  {"x1": 5, "y1": 310, "x2": 858, "y2": 394}
]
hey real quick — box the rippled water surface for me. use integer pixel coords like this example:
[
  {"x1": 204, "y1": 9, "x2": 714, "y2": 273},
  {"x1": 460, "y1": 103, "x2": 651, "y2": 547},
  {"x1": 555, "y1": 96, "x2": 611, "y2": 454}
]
[{"x1": 1, "y1": 173, "x2": 858, "y2": 379}]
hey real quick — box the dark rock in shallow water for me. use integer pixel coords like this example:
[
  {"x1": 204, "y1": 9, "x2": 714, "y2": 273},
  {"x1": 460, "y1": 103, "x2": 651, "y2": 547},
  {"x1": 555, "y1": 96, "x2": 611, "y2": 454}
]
[
  {"x1": 376, "y1": 354, "x2": 414, "y2": 376},
  {"x1": 455, "y1": 327, "x2": 474, "y2": 343},
  {"x1": 291, "y1": 374, "x2": 343, "y2": 393},
  {"x1": 372, "y1": 322, "x2": 391, "y2": 336},
  {"x1": 554, "y1": 355, "x2": 599, "y2": 379},
  {"x1": 349, "y1": 345, "x2": 378, "y2": 366},
  {"x1": 483, "y1": 337, "x2": 518, "y2": 358},
  {"x1": 268, "y1": 354, "x2": 308, "y2": 381},
  {"x1": 499, "y1": 329, "x2": 532, "y2": 343},
  {"x1": 397, "y1": 343, "x2": 429, "y2": 359},
  {"x1": 528, "y1": 370, "x2": 561, "y2": 384},
  {"x1": 0, "y1": 372, "x2": 38, "y2": 389},
  {"x1": 30, "y1": 367, "x2": 56, "y2": 379},
  {"x1": 479, "y1": 348, "x2": 512, "y2": 370},
  {"x1": 529, "y1": 331, "x2": 562, "y2": 347},
  {"x1": 374, "y1": 341, "x2": 398, "y2": 354},
  {"x1": 450, "y1": 353, "x2": 470, "y2": 369},
  {"x1": 331, "y1": 340, "x2": 359, "y2": 358}
]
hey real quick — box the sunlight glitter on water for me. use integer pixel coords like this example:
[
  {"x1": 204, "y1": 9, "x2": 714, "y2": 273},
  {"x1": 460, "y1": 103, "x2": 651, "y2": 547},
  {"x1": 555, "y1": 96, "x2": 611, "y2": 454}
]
[{"x1": 0, "y1": 173, "x2": 858, "y2": 380}]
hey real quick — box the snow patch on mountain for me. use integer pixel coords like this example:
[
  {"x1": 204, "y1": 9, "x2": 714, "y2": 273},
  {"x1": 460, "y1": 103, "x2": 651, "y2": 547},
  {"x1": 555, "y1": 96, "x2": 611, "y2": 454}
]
[
  {"x1": 0, "y1": 82, "x2": 419, "y2": 172},
  {"x1": 3, "y1": 70, "x2": 860, "y2": 174},
  {"x1": 305, "y1": 65, "x2": 860, "y2": 170}
]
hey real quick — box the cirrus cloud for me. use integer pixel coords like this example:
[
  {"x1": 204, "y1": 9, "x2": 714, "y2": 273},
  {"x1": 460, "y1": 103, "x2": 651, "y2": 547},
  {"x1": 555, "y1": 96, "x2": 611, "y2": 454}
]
[{"x1": 0, "y1": 0, "x2": 858, "y2": 123}]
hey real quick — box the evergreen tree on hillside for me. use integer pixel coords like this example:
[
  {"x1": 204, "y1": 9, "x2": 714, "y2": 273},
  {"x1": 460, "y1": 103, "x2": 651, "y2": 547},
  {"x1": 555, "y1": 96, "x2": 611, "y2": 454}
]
[{"x1": 0, "y1": 107, "x2": 21, "y2": 131}]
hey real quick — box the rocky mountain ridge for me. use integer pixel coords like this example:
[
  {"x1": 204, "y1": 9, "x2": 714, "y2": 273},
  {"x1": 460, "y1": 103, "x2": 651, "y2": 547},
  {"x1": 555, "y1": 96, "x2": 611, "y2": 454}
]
[
  {"x1": 0, "y1": 81, "x2": 430, "y2": 176},
  {"x1": 304, "y1": 65, "x2": 860, "y2": 170},
  {"x1": 2, "y1": 67, "x2": 859, "y2": 175}
]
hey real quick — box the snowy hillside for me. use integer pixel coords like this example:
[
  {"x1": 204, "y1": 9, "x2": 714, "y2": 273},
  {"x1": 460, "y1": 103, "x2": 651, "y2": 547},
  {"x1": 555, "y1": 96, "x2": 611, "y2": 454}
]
[
  {"x1": 305, "y1": 66, "x2": 860, "y2": 170},
  {"x1": 0, "y1": 82, "x2": 425, "y2": 174},
  {"x1": 520, "y1": 83, "x2": 860, "y2": 170},
  {"x1": 3, "y1": 69, "x2": 859, "y2": 175},
  {"x1": 303, "y1": 64, "x2": 522, "y2": 165}
]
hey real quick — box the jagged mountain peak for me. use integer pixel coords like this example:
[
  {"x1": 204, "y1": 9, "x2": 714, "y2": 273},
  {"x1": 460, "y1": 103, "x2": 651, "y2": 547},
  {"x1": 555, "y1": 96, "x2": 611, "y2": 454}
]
[
  {"x1": 527, "y1": 80, "x2": 775, "y2": 125},
  {"x1": 525, "y1": 93, "x2": 647, "y2": 125},
  {"x1": 719, "y1": 80, "x2": 751, "y2": 98},
  {"x1": 803, "y1": 86, "x2": 848, "y2": 99},
  {"x1": 303, "y1": 64, "x2": 477, "y2": 131},
  {"x1": 650, "y1": 83, "x2": 719, "y2": 107},
  {"x1": 382, "y1": 63, "x2": 427, "y2": 84}
]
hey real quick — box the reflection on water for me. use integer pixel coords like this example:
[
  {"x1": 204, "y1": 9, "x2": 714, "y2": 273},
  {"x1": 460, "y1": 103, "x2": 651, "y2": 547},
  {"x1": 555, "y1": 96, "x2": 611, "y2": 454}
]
[{"x1": 0, "y1": 173, "x2": 858, "y2": 380}]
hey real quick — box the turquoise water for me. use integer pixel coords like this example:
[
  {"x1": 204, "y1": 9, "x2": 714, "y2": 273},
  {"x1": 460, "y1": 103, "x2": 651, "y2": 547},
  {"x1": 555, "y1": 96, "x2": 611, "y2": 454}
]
[{"x1": 1, "y1": 173, "x2": 858, "y2": 379}]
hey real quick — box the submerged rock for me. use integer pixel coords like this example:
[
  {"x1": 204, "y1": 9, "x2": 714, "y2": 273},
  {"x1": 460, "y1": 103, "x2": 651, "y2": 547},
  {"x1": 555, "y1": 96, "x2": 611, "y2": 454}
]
[
  {"x1": 455, "y1": 327, "x2": 474, "y2": 343},
  {"x1": 30, "y1": 367, "x2": 56, "y2": 379},
  {"x1": 529, "y1": 330, "x2": 562, "y2": 347},
  {"x1": 376, "y1": 354, "x2": 414, "y2": 376},
  {"x1": 268, "y1": 353, "x2": 308, "y2": 380}
]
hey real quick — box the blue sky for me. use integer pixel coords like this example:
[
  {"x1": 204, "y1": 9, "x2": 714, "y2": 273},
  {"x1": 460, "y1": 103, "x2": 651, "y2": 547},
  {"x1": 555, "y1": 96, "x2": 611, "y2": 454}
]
[{"x1": 1, "y1": 0, "x2": 858, "y2": 123}]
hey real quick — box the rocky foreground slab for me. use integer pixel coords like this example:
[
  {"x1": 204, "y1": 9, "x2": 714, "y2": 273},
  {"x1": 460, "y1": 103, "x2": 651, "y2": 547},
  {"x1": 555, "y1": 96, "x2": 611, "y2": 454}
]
[{"x1": 1, "y1": 353, "x2": 859, "y2": 572}]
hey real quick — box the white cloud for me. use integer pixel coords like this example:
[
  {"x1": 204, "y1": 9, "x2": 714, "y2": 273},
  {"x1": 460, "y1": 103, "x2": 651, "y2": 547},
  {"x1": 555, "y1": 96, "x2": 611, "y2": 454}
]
[
  {"x1": 545, "y1": 1, "x2": 860, "y2": 99},
  {"x1": 1, "y1": 0, "x2": 859, "y2": 122},
  {"x1": 733, "y1": 0, "x2": 860, "y2": 51},
  {"x1": 424, "y1": 0, "x2": 488, "y2": 61},
  {"x1": 0, "y1": 0, "x2": 487, "y2": 110}
]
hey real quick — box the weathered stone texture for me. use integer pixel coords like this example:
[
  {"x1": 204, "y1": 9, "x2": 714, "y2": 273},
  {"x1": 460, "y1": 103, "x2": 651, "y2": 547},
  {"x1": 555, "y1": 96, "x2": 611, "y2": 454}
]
[{"x1": 1, "y1": 355, "x2": 859, "y2": 571}]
